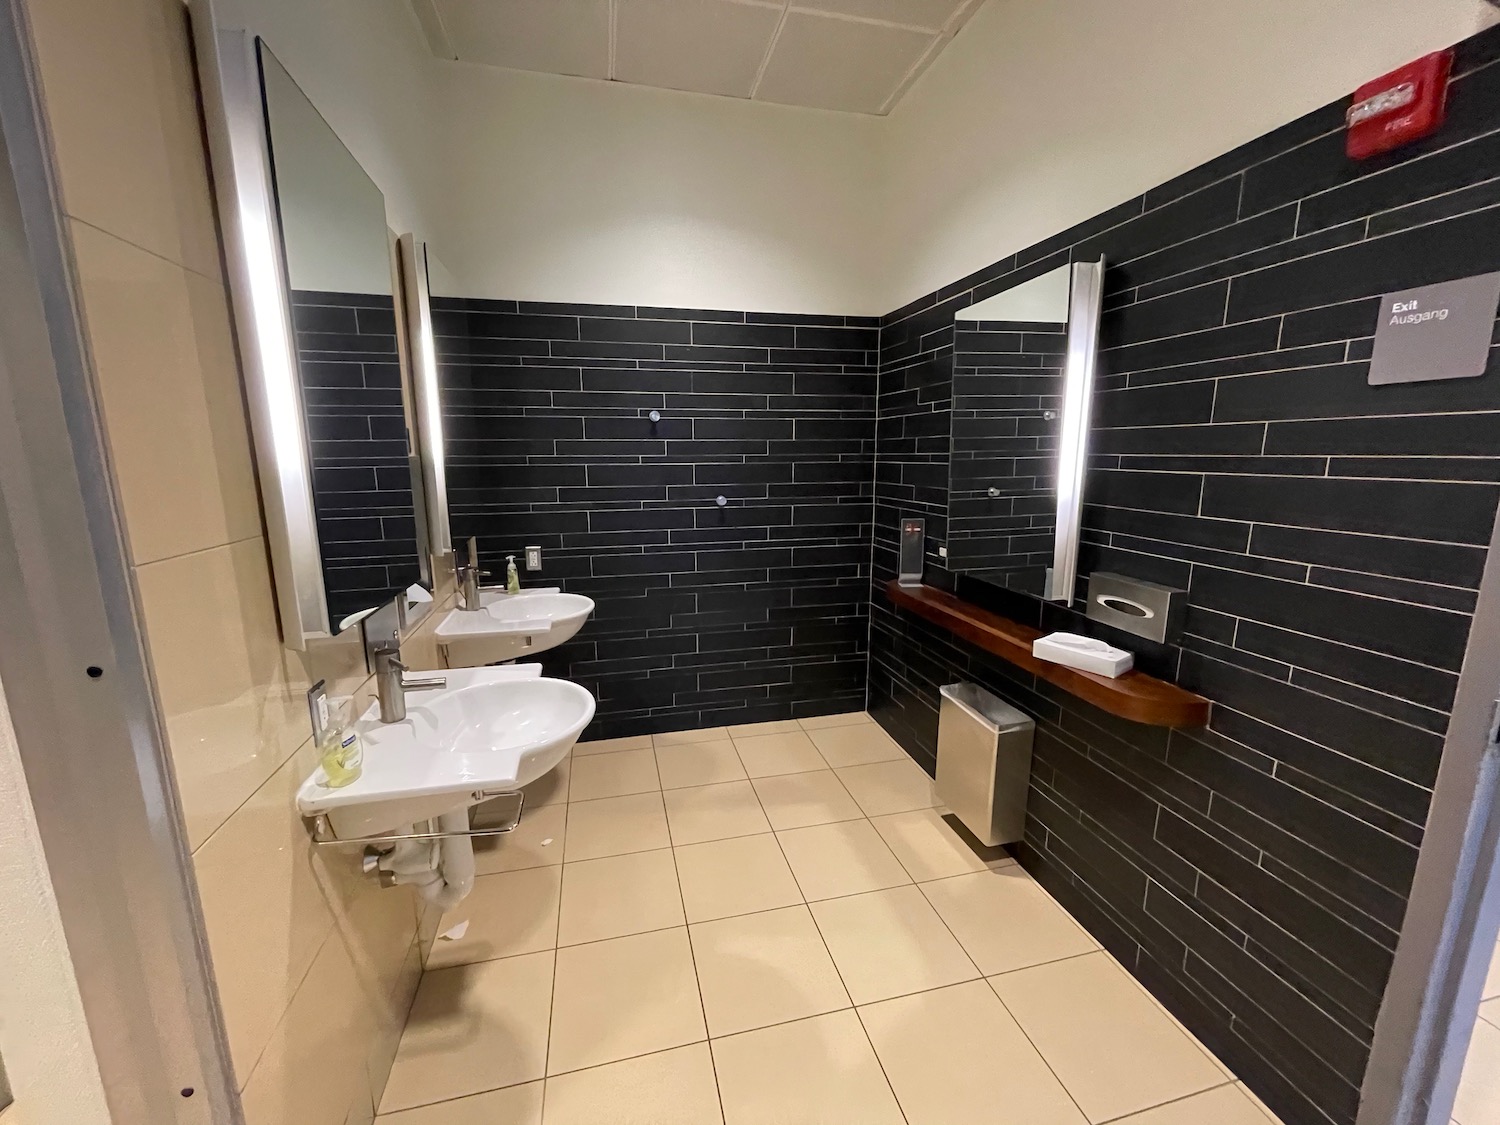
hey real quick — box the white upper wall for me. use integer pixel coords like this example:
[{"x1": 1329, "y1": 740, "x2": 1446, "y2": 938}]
[
  {"x1": 431, "y1": 63, "x2": 884, "y2": 314},
  {"x1": 881, "y1": 0, "x2": 1499, "y2": 311},
  {"x1": 211, "y1": 0, "x2": 1498, "y2": 316}
]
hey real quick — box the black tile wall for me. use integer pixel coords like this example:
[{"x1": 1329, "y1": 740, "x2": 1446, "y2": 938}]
[
  {"x1": 870, "y1": 27, "x2": 1500, "y2": 1125},
  {"x1": 432, "y1": 300, "x2": 878, "y2": 736},
  {"x1": 291, "y1": 290, "x2": 422, "y2": 624},
  {"x1": 947, "y1": 319, "x2": 1065, "y2": 579}
]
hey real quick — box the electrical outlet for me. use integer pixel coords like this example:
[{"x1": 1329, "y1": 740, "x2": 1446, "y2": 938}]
[{"x1": 524, "y1": 545, "x2": 542, "y2": 571}]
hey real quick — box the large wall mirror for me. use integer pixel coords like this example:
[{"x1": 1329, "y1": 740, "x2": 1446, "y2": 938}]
[
  {"x1": 201, "y1": 31, "x2": 450, "y2": 646},
  {"x1": 948, "y1": 258, "x2": 1104, "y2": 604}
]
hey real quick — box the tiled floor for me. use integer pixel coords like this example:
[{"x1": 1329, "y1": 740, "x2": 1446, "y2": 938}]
[
  {"x1": 1452, "y1": 936, "x2": 1500, "y2": 1125},
  {"x1": 377, "y1": 712, "x2": 1283, "y2": 1125}
]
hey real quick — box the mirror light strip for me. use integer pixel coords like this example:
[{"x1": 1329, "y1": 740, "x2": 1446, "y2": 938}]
[{"x1": 1048, "y1": 258, "x2": 1106, "y2": 605}]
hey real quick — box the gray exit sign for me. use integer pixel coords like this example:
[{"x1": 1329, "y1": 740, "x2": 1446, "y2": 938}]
[{"x1": 1369, "y1": 271, "x2": 1500, "y2": 385}]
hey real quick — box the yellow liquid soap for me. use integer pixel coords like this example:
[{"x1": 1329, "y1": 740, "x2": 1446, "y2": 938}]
[{"x1": 321, "y1": 727, "x2": 362, "y2": 788}]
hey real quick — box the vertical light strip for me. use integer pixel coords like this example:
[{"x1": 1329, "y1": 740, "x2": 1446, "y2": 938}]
[
  {"x1": 1048, "y1": 258, "x2": 1105, "y2": 605},
  {"x1": 398, "y1": 234, "x2": 451, "y2": 558}
]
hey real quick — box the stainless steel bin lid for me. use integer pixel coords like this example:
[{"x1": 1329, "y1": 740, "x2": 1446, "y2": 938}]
[{"x1": 939, "y1": 682, "x2": 1034, "y2": 733}]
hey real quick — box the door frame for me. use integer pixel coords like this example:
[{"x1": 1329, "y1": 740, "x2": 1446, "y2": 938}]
[
  {"x1": 1359, "y1": 504, "x2": 1500, "y2": 1124},
  {"x1": 0, "y1": 1, "x2": 240, "y2": 1121}
]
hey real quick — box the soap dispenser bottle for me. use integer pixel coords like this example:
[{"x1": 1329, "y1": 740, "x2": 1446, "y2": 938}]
[
  {"x1": 308, "y1": 680, "x2": 362, "y2": 788},
  {"x1": 506, "y1": 554, "x2": 520, "y2": 594}
]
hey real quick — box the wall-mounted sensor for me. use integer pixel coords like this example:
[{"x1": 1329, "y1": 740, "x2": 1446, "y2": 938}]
[
  {"x1": 524, "y1": 545, "x2": 542, "y2": 571},
  {"x1": 647, "y1": 409, "x2": 661, "y2": 423},
  {"x1": 898, "y1": 518, "x2": 924, "y2": 587}
]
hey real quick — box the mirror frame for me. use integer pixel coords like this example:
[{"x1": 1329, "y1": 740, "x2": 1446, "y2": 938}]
[
  {"x1": 199, "y1": 29, "x2": 450, "y2": 646},
  {"x1": 1046, "y1": 257, "x2": 1105, "y2": 604},
  {"x1": 205, "y1": 29, "x2": 328, "y2": 646}
]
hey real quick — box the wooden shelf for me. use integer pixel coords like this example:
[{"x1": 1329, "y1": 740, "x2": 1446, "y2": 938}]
[{"x1": 884, "y1": 581, "x2": 1210, "y2": 728}]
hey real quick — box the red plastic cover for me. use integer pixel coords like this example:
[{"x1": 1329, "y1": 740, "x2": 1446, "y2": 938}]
[{"x1": 1347, "y1": 50, "x2": 1454, "y2": 160}]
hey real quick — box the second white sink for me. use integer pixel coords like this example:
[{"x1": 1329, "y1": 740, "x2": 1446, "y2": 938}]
[{"x1": 436, "y1": 586, "x2": 595, "y2": 667}]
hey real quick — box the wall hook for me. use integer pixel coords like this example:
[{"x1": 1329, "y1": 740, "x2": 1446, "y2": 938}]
[
  {"x1": 715, "y1": 495, "x2": 727, "y2": 507},
  {"x1": 647, "y1": 409, "x2": 661, "y2": 423}
]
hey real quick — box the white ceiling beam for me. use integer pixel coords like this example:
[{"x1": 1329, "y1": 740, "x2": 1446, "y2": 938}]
[
  {"x1": 409, "y1": 0, "x2": 457, "y2": 60},
  {"x1": 748, "y1": 1, "x2": 791, "y2": 100}
]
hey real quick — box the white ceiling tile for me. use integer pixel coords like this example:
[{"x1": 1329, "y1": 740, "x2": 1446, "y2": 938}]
[
  {"x1": 793, "y1": 0, "x2": 969, "y2": 33},
  {"x1": 615, "y1": 0, "x2": 783, "y2": 99},
  {"x1": 755, "y1": 10, "x2": 934, "y2": 115},
  {"x1": 434, "y1": 0, "x2": 611, "y2": 79}
]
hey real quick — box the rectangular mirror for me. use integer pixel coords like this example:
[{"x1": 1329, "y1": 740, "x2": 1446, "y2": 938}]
[
  {"x1": 949, "y1": 258, "x2": 1104, "y2": 604},
  {"x1": 203, "y1": 31, "x2": 446, "y2": 644}
]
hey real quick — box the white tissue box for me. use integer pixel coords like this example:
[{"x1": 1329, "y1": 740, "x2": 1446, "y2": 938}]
[{"x1": 1032, "y1": 632, "x2": 1134, "y2": 678}]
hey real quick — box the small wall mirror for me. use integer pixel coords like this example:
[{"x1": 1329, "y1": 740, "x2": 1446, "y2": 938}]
[
  {"x1": 204, "y1": 32, "x2": 449, "y2": 645},
  {"x1": 949, "y1": 258, "x2": 1104, "y2": 604}
]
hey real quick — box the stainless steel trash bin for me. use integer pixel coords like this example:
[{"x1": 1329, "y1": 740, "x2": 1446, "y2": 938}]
[{"x1": 936, "y1": 683, "x2": 1035, "y2": 847}]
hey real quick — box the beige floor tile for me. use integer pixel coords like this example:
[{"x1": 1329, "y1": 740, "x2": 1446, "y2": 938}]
[
  {"x1": 990, "y1": 952, "x2": 1223, "y2": 1122},
  {"x1": 548, "y1": 928, "x2": 706, "y2": 1075},
  {"x1": 798, "y1": 711, "x2": 874, "y2": 731},
  {"x1": 522, "y1": 757, "x2": 570, "y2": 808},
  {"x1": 568, "y1": 747, "x2": 660, "y2": 801},
  {"x1": 810, "y1": 885, "x2": 978, "y2": 1004},
  {"x1": 563, "y1": 792, "x2": 670, "y2": 861},
  {"x1": 380, "y1": 952, "x2": 555, "y2": 1113},
  {"x1": 655, "y1": 739, "x2": 747, "y2": 789},
  {"x1": 1234, "y1": 1082, "x2": 1284, "y2": 1124},
  {"x1": 674, "y1": 834, "x2": 803, "y2": 922},
  {"x1": 654, "y1": 726, "x2": 730, "y2": 746},
  {"x1": 733, "y1": 730, "x2": 829, "y2": 778},
  {"x1": 1110, "y1": 1083, "x2": 1275, "y2": 1124},
  {"x1": 727, "y1": 719, "x2": 803, "y2": 738},
  {"x1": 808, "y1": 723, "x2": 906, "y2": 768},
  {"x1": 427, "y1": 867, "x2": 562, "y2": 968},
  {"x1": 859, "y1": 980, "x2": 1087, "y2": 1125},
  {"x1": 691, "y1": 906, "x2": 850, "y2": 1036},
  {"x1": 662, "y1": 780, "x2": 771, "y2": 845},
  {"x1": 557, "y1": 849, "x2": 684, "y2": 946},
  {"x1": 712, "y1": 1010, "x2": 905, "y2": 1125},
  {"x1": 835, "y1": 758, "x2": 937, "y2": 817},
  {"x1": 473, "y1": 803, "x2": 566, "y2": 875},
  {"x1": 920, "y1": 867, "x2": 1096, "y2": 974},
  {"x1": 871, "y1": 808, "x2": 1001, "y2": 882},
  {"x1": 377, "y1": 1082, "x2": 544, "y2": 1124},
  {"x1": 776, "y1": 820, "x2": 911, "y2": 901},
  {"x1": 752, "y1": 770, "x2": 863, "y2": 830},
  {"x1": 575, "y1": 734, "x2": 654, "y2": 755},
  {"x1": 1456, "y1": 1015, "x2": 1500, "y2": 1125},
  {"x1": 542, "y1": 1044, "x2": 723, "y2": 1125}
]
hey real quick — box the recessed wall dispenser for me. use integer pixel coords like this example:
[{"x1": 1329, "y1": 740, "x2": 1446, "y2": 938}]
[{"x1": 1085, "y1": 572, "x2": 1185, "y2": 645}]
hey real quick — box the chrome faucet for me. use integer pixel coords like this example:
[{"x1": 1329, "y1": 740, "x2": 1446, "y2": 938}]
[
  {"x1": 456, "y1": 535, "x2": 490, "y2": 612},
  {"x1": 370, "y1": 629, "x2": 447, "y2": 723}
]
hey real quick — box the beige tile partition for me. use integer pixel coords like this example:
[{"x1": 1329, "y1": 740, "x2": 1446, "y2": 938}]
[{"x1": 21, "y1": 1, "x2": 449, "y2": 1121}]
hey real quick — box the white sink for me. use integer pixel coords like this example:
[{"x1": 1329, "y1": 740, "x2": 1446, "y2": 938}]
[
  {"x1": 295, "y1": 665, "x2": 594, "y2": 838},
  {"x1": 436, "y1": 586, "x2": 595, "y2": 667}
]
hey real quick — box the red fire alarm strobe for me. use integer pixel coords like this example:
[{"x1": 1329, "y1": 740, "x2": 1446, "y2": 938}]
[{"x1": 1347, "y1": 49, "x2": 1454, "y2": 160}]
